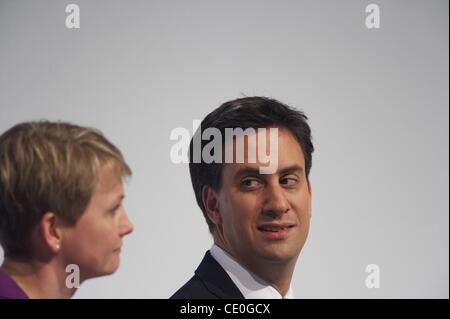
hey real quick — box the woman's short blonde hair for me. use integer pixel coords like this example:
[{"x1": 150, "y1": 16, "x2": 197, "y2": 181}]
[{"x1": 0, "y1": 121, "x2": 131, "y2": 258}]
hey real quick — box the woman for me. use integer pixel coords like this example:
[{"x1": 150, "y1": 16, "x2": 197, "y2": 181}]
[{"x1": 0, "y1": 121, "x2": 134, "y2": 298}]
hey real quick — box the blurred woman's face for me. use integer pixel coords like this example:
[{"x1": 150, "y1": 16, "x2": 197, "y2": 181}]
[{"x1": 60, "y1": 164, "x2": 134, "y2": 281}]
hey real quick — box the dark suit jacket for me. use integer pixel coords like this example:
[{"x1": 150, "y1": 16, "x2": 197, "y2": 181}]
[{"x1": 171, "y1": 251, "x2": 245, "y2": 299}]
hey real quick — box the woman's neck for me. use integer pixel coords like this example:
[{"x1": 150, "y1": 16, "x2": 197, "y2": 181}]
[{"x1": 0, "y1": 257, "x2": 77, "y2": 299}]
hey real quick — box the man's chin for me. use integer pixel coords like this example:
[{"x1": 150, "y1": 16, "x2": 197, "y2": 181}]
[{"x1": 258, "y1": 246, "x2": 301, "y2": 264}]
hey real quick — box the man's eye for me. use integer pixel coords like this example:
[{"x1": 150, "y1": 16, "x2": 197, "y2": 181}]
[
  {"x1": 240, "y1": 179, "x2": 261, "y2": 189},
  {"x1": 280, "y1": 177, "x2": 298, "y2": 187}
]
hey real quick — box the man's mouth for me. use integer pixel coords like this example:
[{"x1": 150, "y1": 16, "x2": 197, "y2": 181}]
[
  {"x1": 257, "y1": 224, "x2": 296, "y2": 239},
  {"x1": 258, "y1": 223, "x2": 296, "y2": 231}
]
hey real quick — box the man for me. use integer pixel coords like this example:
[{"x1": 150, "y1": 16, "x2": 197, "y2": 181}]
[{"x1": 171, "y1": 96, "x2": 314, "y2": 299}]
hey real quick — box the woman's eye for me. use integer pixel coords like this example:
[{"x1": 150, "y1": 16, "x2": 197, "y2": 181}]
[{"x1": 110, "y1": 204, "x2": 121, "y2": 214}]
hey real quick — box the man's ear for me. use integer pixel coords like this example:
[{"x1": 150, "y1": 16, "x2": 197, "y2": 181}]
[
  {"x1": 202, "y1": 186, "x2": 222, "y2": 226},
  {"x1": 38, "y1": 212, "x2": 63, "y2": 254},
  {"x1": 307, "y1": 180, "x2": 313, "y2": 218},
  {"x1": 307, "y1": 180, "x2": 312, "y2": 196}
]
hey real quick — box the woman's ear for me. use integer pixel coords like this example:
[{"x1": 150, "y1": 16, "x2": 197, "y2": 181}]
[
  {"x1": 38, "y1": 212, "x2": 62, "y2": 254},
  {"x1": 202, "y1": 186, "x2": 222, "y2": 227}
]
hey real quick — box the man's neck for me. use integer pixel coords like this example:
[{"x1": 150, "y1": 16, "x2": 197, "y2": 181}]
[
  {"x1": 0, "y1": 257, "x2": 77, "y2": 299},
  {"x1": 213, "y1": 241, "x2": 297, "y2": 296}
]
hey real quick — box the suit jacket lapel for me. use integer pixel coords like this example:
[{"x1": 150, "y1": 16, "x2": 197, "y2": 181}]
[{"x1": 195, "y1": 251, "x2": 245, "y2": 299}]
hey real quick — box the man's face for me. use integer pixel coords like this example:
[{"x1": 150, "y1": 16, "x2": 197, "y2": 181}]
[
  {"x1": 211, "y1": 127, "x2": 312, "y2": 268},
  {"x1": 60, "y1": 164, "x2": 134, "y2": 281}
]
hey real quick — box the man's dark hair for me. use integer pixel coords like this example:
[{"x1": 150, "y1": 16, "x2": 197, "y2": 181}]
[{"x1": 189, "y1": 96, "x2": 314, "y2": 234}]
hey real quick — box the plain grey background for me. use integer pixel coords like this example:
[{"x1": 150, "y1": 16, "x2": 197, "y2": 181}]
[{"x1": 0, "y1": 0, "x2": 448, "y2": 298}]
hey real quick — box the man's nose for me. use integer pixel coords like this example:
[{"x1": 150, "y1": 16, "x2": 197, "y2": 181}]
[{"x1": 262, "y1": 183, "x2": 290, "y2": 218}]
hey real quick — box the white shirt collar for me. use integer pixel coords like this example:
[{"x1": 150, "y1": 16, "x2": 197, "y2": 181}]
[{"x1": 209, "y1": 244, "x2": 294, "y2": 299}]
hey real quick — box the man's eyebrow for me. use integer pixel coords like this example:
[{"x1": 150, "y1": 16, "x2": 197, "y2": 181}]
[
  {"x1": 234, "y1": 167, "x2": 261, "y2": 180},
  {"x1": 233, "y1": 165, "x2": 304, "y2": 179},
  {"x1": 279, "y1": 165, "x2": 304, "y2": 175}
]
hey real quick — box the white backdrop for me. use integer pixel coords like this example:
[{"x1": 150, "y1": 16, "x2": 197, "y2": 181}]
[{"x1": 0, "y1": 0, "x2": 448, "y2": 298}]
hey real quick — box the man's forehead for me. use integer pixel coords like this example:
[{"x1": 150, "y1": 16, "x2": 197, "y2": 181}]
[
  {"x1": 225, "y1": 128, "x2": 305, "y2": 164},
  {"x1": 228, "y1": 126, "x2": 303, "y2": 150}
]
